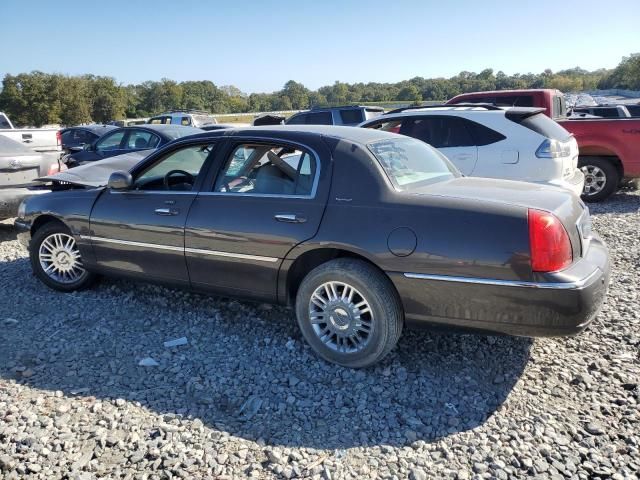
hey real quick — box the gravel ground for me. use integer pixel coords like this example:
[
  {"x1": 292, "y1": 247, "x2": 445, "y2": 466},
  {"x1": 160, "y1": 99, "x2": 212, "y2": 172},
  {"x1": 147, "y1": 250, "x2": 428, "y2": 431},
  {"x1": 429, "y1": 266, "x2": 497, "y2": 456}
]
[{"x1": 0, "y1": 190, "x2": 638, "y2": 480}]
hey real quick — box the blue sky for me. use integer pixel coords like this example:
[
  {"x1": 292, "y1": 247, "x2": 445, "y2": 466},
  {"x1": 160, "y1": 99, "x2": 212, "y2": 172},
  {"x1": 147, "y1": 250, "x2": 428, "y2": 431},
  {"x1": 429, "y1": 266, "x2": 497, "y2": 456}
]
[{"x1": 1, "y1": 0, "x2": 638, "y2": 93}]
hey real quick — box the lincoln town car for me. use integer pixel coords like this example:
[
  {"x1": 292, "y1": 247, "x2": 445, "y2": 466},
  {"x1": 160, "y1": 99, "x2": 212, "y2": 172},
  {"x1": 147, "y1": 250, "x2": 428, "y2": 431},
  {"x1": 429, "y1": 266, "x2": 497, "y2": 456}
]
[{"x1": 15, "y1": 126, "x2": 610, "y2": 367}]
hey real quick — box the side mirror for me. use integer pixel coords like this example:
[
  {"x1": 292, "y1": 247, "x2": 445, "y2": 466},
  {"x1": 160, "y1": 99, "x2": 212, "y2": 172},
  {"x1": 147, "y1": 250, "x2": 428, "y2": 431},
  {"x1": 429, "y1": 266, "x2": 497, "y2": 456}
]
[
  {"x1": 83, "y1": 143, "x2": 93, "y2": 151},
  {"x1": 107, "y1": 171, "x2": 133, "y2": 190}
]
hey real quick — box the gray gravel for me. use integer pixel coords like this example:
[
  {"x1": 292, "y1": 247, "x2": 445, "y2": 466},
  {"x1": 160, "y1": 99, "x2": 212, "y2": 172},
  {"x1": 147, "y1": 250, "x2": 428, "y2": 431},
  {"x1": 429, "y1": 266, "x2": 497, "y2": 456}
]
[{"x1": 0, "y1": 190, "x2": 638, "y2": 479}]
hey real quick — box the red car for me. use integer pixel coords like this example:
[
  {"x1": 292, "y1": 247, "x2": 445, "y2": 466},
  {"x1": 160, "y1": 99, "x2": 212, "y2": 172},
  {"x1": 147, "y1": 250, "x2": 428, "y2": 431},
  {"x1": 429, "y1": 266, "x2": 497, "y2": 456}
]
[{"x1": 447, "y1": 89, "x2": 640, "y2": 201}]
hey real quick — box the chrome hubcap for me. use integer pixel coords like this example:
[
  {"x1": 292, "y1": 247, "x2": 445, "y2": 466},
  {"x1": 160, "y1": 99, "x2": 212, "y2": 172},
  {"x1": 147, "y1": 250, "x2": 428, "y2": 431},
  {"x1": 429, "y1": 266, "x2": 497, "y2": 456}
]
[
  {"x1": 39, "y1": 233, "x2": 86, "y2": 284},
  {"x1": 308, "y1": 281, "x2": 373, "y2": 353},
  {"x1": 581, "y1": 165, "x2": 606, "y2": 195}
]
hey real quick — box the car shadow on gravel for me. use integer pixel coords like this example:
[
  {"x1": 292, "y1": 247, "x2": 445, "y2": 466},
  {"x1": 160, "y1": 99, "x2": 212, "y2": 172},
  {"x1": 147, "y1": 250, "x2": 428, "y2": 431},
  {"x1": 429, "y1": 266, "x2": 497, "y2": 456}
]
[{"x1": 1, "y1": 255, "x2": 532, "y2": 450}]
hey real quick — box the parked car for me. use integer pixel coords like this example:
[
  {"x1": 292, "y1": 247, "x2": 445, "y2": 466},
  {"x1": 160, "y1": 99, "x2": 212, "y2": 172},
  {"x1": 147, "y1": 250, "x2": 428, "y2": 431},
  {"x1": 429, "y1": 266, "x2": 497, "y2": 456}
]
[
  {"x1": 17, "y1": 126, "x2": 609, "y2": 368},
  {"x1": 0, "y1": 112, "x2": 61, "y2": 153},
  {"x1": 360, "y1": 105, "x2": 584, "y2": 195},
  {"x1": 62, "y1": 124, "x2": 203, "y2": 167},
  {"x1": 147, "y1": 110, "x2": 218, "y2": 128},
  {"x1": 0, "y1": 136, "x2": 62, "y2": 219},
  {"x1": 571, "y1": 105, "x2": 631, "y2": 118},
  {"x1": 286, "y1": 106, "x2": 384, "y2": 126},
  {"x1": 447, "y1": 89, "x2": 640, "y2": 201},
  {"x1": 60, "y1": 125, "x2": 117, "y2": 154}
]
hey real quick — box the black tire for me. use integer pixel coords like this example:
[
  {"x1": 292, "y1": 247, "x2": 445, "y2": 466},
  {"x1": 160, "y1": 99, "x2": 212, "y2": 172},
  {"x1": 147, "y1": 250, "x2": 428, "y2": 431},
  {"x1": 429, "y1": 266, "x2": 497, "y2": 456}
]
[
  {"x1": 295, "y1": 258, "x2": 403, "y2": 368},
  {"x1": 579, "y1": 157, "x2": 619, "y2": 202},
  {"x1": 29, "y1": 221, "x2": 97, "y2": 292}
]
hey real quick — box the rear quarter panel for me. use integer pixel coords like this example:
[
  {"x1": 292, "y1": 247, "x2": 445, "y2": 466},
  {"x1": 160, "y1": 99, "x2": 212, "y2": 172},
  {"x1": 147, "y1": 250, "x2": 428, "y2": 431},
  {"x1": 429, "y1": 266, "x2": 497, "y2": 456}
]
[{"x1": 288, "y1": 137, "x2": 533, "y2": 282}]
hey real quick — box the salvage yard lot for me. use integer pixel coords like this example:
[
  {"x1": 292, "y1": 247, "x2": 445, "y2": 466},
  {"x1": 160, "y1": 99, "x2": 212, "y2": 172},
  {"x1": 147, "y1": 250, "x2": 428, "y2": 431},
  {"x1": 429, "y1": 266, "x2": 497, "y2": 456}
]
[{"x1": 0, "y1": 191, "x2": 638, "y2": 479}]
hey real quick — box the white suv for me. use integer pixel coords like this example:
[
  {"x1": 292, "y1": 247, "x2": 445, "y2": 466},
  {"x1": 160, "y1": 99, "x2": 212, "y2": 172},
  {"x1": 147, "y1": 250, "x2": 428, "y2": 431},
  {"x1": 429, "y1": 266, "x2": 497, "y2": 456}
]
[
  {"x1": 360, "y1": 105, "x2": 584, "y2": 195},
  {"x1": 147, "y1": 110, "x2": 218, "y2": 128}
]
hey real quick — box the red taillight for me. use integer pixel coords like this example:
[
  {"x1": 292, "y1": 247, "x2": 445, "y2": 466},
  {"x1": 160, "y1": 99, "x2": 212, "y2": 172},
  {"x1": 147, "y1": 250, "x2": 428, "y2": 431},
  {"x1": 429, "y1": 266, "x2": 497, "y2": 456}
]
[
  {"x1": 528, "y1": 208, "x2": 573, "y2": 272},
  {"x1": 56, "y1": 130, "x2": 61, "y2": 146}
]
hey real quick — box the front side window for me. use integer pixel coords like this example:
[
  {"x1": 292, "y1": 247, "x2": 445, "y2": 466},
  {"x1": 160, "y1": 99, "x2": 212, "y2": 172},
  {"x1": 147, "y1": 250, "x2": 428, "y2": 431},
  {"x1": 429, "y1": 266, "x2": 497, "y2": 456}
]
[
  {"x1": 126, "y1": 130, "x2": 160, "y2": 149},
  {"x1": 134, "y1": 144, "x2": 213, "y2": 191},
  {"x1": 368, "y1": 137, "x2": 458, "y2": 191},
  {"x1": 96, "y1": 131, "x2": 125, "y2": 151},
  {"x1": 214, "y1": 143, "x2": 317, "y2": 196}
]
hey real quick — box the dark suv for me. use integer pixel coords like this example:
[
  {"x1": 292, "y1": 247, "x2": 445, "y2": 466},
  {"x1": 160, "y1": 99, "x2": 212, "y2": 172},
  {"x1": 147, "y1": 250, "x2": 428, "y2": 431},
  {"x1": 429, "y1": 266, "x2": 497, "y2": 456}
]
[{"x1": 286, "y1": 106, "x2": 383, "y2": 126}]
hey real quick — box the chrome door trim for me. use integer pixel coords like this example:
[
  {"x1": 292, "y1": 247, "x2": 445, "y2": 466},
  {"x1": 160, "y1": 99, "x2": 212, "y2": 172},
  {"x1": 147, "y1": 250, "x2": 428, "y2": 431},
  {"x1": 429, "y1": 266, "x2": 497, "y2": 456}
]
[
  {"x1": 403, "y1": 270, "x2": 600, "y2": 290},
  {"x1": 185, "y1": 247, "x2": 279, "y2": 263},
  {"x1": 80, "y1": 235, "x2": 279, "y2": 263},
  {"x1": 80, "y1": 235, "x2": 183, "y2": 252}
]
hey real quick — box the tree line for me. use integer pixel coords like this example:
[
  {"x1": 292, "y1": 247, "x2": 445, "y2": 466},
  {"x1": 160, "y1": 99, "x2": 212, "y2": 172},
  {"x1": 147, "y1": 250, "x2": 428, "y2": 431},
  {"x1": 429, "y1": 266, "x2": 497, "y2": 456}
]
[{"x1": 1, "y1": 54, "x2": 638, "y2": 127}]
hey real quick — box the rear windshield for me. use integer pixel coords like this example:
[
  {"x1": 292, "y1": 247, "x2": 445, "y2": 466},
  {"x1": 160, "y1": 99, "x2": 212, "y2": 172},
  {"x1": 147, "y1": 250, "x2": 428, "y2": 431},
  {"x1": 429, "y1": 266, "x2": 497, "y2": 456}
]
[
  {"x1": 368, "y1": 137, "x2": 459, "y2": 191},
  {"x1": 514, "y1": 113, "x2": 571, "y2": 141}
]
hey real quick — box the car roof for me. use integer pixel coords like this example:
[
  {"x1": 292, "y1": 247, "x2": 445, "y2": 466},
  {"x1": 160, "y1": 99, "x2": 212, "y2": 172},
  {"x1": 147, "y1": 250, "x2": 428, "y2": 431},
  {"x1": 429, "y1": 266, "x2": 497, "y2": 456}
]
[
  {"x1": 305, "y1": 105, "x2": 385, "y2": 112},
  {"x1": 62, "y1": 124, "x2": 117, "y2": 134},
  {"x1": 177, "y1": 125, "x2": 403, "y2": 145},
  {"x1": 117, "y1": 124, "x2": 203, "y2": 139},
  {"x1": 451, "y1": 89, "x2": 558, "y2": 96},
  {"x1": 365, "y1": 106, "x2": 544, "y2": 121}
]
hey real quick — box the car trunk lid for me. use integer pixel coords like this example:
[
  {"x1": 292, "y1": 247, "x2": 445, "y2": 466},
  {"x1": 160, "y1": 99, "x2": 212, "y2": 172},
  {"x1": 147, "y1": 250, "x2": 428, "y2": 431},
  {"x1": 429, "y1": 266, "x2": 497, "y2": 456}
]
[{"x1": 410, "y1": 177, "x2": 589, "y2": 261}]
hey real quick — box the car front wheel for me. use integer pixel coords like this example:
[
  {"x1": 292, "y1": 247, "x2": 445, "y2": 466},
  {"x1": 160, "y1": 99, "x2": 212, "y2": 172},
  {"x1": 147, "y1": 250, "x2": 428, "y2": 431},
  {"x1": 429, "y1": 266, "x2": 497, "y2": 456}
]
[
  {"x1": 30, "y1": 222, "x2": 96, "y2": 292},
  {"x1": 295, "y1": 258, "x2": 403, "y2": 368}
]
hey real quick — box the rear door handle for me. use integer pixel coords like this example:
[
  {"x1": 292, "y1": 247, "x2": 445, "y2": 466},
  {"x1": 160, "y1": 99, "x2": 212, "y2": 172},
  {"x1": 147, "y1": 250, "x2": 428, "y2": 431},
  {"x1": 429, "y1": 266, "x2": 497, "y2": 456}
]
[
  {"x1": 155, "y1": 208, "x2": 179, "y2": 216},
  {"x1": 275, "y1": 214, "x2": 306, "y2": 223}
]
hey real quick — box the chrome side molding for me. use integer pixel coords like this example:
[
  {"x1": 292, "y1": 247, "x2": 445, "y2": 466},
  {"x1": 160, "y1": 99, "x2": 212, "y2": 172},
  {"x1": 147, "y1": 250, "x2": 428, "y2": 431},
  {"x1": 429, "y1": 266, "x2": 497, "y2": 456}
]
[
  {"x1": 80, "y1": 235, "x2": 279, "y2": 263},
  {"x1": 403, "y1": 270, "x2": 600, "y2": 290}
]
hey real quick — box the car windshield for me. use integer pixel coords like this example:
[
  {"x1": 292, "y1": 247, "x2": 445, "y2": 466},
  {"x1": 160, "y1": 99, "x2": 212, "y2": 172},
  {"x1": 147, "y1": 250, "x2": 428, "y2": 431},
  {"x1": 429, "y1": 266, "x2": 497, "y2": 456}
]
[{"x1": 368, "y1": 137, "x2": 459, "y2": 190}]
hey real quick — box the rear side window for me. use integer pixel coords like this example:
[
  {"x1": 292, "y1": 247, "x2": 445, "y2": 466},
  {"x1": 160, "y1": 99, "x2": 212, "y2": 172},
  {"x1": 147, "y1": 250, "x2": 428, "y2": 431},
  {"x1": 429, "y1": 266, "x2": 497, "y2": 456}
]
[
  {"x1": 592, "y1": 108, "x2": 619, "y2": 118},
  {"x1": 514, "y1": 113, "x2": 570, "y2": 141},
  {"x1": 365, "y1": 108, "x2": 383, "y2": 120},
  {"x1": 464, "y1": 120, "x2": 506, "y2": 146},
  {"x1": 305, "y1": 111, "x2": 333, "y2": 125},
  {"x1": 286, "y1": 113, "x2": 307, "y2": 125},
  {"x1": 339, "y1": 109, "x2": 364, "y2": 124},
  {"x1": 399, "y1": 117, "x2": 475, "y2": 148},
  {"x1": 127, "y1": 130, "x2": 160, "y2": 149},
  {"x1": 214, "y1": 143, "x2": 317, "y2": 196},
  {"x1": 287, "y1": 112, "x2": 333, "y2": 125}
]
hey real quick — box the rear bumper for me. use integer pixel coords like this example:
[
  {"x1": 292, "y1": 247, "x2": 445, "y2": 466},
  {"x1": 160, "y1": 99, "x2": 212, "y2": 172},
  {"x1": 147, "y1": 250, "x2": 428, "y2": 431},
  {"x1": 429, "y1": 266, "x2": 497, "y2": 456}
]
[
  {"x1": 0, "y1": 187, "x2": 48, "y2": 220},
  {"x1": 390, "y1": 235, "x2": 610, "y2": 337}
]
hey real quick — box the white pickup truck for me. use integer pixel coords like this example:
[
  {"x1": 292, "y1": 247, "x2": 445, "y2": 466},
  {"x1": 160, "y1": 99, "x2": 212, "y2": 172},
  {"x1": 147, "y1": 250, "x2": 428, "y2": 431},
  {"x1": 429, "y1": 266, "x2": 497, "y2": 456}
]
[{"x1": 0, "y1": 112, "x2": 61, "y2": 153}]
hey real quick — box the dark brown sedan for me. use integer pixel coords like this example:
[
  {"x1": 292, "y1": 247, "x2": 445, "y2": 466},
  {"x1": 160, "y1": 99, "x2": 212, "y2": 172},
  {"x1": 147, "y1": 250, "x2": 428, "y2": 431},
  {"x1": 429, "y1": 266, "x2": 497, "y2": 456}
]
[{"x1": 15, "y1": 126, "x2": 610, "y2": 367}]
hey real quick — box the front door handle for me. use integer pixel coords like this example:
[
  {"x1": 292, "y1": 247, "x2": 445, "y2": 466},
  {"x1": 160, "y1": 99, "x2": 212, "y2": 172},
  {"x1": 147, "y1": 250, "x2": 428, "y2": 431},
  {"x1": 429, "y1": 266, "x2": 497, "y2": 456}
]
[
  {"x1": 274, "y1": 214, "x2": 307, "y2": 223},
  {"x1": 155, "y1": 208, "x2": 179, "y2": 216}
]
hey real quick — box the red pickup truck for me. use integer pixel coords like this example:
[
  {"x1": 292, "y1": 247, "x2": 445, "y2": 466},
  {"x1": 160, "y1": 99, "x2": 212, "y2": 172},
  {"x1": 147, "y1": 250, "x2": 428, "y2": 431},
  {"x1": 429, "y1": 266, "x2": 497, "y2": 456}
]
[{"x1": 447, "y1": 89, "x2": 640, "y2": 201}]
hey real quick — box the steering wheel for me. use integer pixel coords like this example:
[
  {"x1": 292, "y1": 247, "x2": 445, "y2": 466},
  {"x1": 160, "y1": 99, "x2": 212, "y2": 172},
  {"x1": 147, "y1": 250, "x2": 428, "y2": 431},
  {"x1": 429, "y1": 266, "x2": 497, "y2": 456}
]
[{"x1": 163, "y1": 169, "x2": 194, "y2": 190}]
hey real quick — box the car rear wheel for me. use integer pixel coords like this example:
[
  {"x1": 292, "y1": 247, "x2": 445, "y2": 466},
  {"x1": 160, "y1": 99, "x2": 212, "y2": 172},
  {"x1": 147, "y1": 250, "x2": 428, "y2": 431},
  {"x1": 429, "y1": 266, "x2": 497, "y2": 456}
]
[
  {"x1": 295, "y1": 258, "x2": 403, "y2": 368},
  {"x1": 30, "y1": 222, "x2": 96, "y2": 292},
  {"x1": 579, "y1": 157, "x2": 619, "y2": 202}
]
